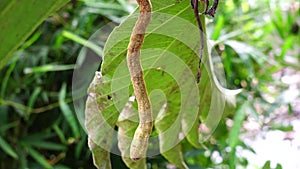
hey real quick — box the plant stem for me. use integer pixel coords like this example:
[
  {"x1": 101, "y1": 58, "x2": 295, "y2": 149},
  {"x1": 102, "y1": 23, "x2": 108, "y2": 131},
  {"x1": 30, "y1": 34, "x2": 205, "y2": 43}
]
[{"x1": 127, "y1": 0, "x2": 153, "y2": 160}]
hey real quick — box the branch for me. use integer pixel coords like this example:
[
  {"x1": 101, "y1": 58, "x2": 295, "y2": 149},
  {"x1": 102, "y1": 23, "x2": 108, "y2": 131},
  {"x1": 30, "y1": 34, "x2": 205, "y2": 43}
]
[
  {"x1": 127, "y1": 0, "x2": 153, "y2": 160},
  {"x1": 191, "y1": 0, "x2": 205, "y2": 83}
]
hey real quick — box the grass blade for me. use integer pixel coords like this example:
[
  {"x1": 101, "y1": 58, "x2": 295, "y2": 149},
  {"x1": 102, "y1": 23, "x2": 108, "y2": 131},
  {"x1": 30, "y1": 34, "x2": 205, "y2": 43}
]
[
  {"x1": 0, "y1": 136, "x2": 18, "y2": 159},
  {"x1": 228, "y1": 101, "x2": 249, "y2": 169},
  {"x1": 59, "y1": 83, "x2": 80, "y2": 138},
  {"x1": 24, "y1": 144, "x2": 53, "y2": 169},
  {"x1": 62, "y1": 30, "x2": 103, "y2": 56},
  {"x1": 24, "y1": 64, "x2": 75, "y2": 74}
]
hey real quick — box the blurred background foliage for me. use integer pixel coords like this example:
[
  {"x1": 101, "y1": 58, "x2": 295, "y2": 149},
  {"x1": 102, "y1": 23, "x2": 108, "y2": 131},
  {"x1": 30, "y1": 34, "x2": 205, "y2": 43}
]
[{"x1": 0, "y1": 0, "x2": 299, "y2": 168}]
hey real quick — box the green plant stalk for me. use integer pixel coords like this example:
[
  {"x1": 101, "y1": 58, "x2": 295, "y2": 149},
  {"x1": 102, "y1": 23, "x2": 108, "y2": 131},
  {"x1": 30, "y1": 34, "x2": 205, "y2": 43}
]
[{"x1": 62, "y1": 30, "x2": 103, "y2": 55}]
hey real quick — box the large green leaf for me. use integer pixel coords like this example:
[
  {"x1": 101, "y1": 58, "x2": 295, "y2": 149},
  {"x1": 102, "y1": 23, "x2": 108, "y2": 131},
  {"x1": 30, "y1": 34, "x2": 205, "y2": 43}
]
[
  {"x1": 85, "y1": 0, "x2": 241, "y2": 168},
  {"x1": 0, "y1": 0, "x2": 69, "y2": 69}
]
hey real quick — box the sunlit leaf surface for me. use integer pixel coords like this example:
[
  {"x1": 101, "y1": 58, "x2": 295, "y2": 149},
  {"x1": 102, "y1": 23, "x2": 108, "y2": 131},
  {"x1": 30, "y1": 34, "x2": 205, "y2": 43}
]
[
  {"x1": 85, "y1": 0, "x2": 241, "y2": 168},
  {"x1": 0, "y1": 0, "x2": 69, "y2": 69}
]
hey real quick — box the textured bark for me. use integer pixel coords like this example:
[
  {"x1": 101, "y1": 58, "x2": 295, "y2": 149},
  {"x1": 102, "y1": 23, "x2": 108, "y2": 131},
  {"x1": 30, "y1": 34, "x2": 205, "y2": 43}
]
[{"x1": 127, "y1": 0, "x2": 153, "y2": 160}]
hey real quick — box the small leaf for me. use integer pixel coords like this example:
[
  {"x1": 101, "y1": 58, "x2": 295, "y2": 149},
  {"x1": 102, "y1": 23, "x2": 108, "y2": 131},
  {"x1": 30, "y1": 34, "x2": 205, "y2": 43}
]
[
  {"x1": 24, "y1": 144, "x2": 53, "y2": 169},
  {"x1": 0, "y1": 121, "x2": 18, "y2": 132},
  {"x1": 163, "y1": 146, "x2": 189, "y2": 169},
  {"x1": 117, "y1": 101, "x2": 146, "y2": 169},
  {"x1": 59, "y1": 83, "x2": 80, "y2": 138},
  {"x1": 262, "y1": 160, "x2": 271, "y2": 169},
  {"x1": 275, "y1": 163, "x2": 283, "y2": 169},
  {"x1": 88, "y1": 138, "x2": 111, "y2": 169},
  {"x1": 0, "y1": 136, "x2": 18, "y2": 159}
]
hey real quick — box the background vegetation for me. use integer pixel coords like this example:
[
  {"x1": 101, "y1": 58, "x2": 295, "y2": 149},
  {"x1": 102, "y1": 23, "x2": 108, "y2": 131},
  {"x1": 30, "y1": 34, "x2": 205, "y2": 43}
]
[{"x1": 0, "y1": 0, "x2": 299, "y2": 168}]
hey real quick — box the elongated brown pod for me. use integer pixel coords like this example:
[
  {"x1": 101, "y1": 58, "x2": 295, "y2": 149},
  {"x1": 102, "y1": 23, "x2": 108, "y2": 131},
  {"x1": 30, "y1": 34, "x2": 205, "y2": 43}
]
[{"x1": 127, "y1": 0, "x2": 153, "y2": 160}]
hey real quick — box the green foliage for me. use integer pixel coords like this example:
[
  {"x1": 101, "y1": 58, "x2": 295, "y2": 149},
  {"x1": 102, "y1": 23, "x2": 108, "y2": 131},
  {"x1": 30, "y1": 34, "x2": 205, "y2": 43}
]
[
  {"x1": 228, "y1": 101, "x2": 249, "y2": 168},
  {"x1": 0, "y1": 0, "x2": 69, "y2": 69},
  {"x1": 206, "y1": 0, "x2": 299, "y2": 168},
  {"x1": 0, "y1": 0, "x2": 298, "y2": 168},
  {"x1": 0, "y1": 0, "x2": 131, "y2": 168},
  {"x1": 85, "y1": 0, "x2": 242, "y2": 168},
  {"x1": 0, "y1": 136, "x2": 18, "y2": 159}
]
